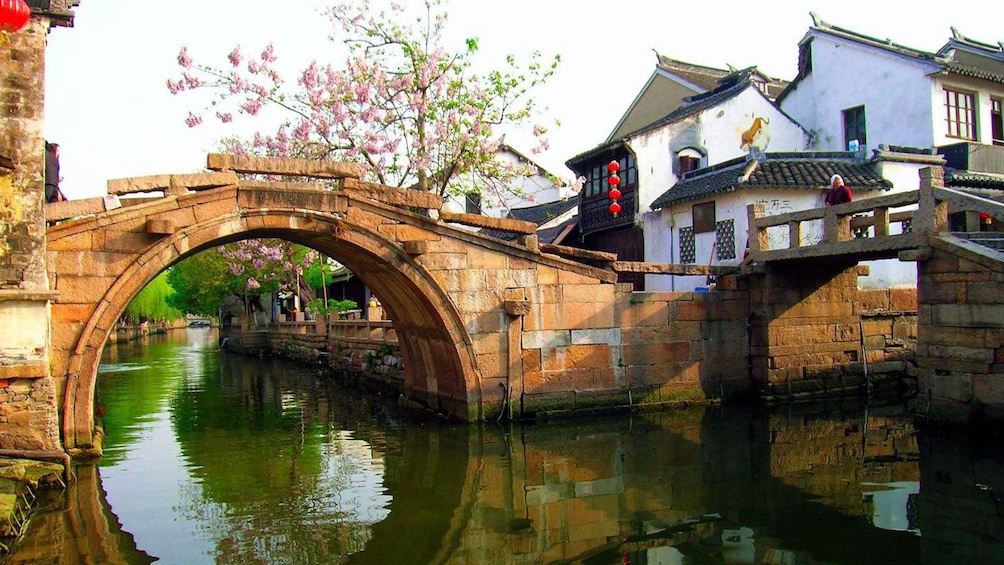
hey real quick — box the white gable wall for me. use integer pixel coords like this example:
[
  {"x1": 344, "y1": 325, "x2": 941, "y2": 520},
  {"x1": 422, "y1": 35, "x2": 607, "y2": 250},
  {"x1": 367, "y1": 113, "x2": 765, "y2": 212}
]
[
  {"x1": 781, "y1": 33, "x2": 939, "y2": 151},
  {"x1": 629, "y1": 87, "x2": 809, "y2": 213}
]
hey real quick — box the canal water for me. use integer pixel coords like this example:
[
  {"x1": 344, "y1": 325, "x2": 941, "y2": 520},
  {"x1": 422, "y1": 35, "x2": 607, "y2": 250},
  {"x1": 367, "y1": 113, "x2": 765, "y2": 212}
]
[{"x1": 5, "y1": 329, "x2": 1004, "y2": 564}]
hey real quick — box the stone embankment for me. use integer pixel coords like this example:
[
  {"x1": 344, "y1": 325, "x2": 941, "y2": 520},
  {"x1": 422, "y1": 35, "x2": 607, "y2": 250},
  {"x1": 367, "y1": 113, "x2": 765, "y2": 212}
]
[
  {"x1": 108, "y1": 320, "x2": 187, "y2": 344},
  {"x1": 222, "y1": 314, "x2": 404, "y2": 389}
]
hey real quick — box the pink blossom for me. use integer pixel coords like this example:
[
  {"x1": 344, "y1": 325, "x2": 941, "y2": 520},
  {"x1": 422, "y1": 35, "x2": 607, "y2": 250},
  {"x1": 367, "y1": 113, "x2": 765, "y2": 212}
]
[
  {"x1": 240, "y1": 99, "x2": 263, "y2": 116},
  {"x1": 166, "y1": 79, "x2": 184, "y2": 95},
  {"x1": 184, "y1": 112, "x2": 202, "y2": 128},
  {"x1": 261, "y1": 44, "x2": 277, "y2": 63},
  {"x1": 215, "y1": 111, "x2": 233, "y2": 123},
  {"x1": 177, "y1": 47, "x2": 193, "y2": 69},
  {"x1": 182, "y1": 72, "x2": 201, "y2": 89},
  {"x1": 247, "y1": 278, "x2": 260, "y2": 290},
  {"x1": 294, "y1": 121, "x2": 311, "y2": 141},
  {"x1": 228, "y1": 46, "x2": 243, "y2": 67}
]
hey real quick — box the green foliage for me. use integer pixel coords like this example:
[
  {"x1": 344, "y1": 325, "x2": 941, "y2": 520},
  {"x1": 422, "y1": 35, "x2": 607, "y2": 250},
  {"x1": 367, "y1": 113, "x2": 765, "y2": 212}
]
[
  {"x1": 302, "y1": 254, "x2": 337, "y2": 290},
  {"x1": 305, "y1": 298, "x2": 359, "y2": 315},
  {"x1": 166, "y1": 251, "x2": 239, "y2": 317},
  {"x1": 125, "y1": 271, "x2": 185, "y2": 322}
]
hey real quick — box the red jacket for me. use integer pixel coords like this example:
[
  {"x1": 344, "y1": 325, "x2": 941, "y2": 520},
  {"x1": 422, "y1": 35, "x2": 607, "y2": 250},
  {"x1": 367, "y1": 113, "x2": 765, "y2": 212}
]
[{"x1": 825, "y1": 185, "x2": 852, "y2": 206}]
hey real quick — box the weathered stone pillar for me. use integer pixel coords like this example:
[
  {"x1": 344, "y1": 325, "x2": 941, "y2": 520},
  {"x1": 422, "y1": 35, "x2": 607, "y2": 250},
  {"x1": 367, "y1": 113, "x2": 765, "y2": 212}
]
[
  {"x1": 748, "y1": 261, "x2": 864, "y2": 397},
  {"x1": 0, "y1": 17, "x2": 60, "y2": 452},
  {"x1": 916, "y1": 245, "x2": 1004, "y2": 425},
  {"x1": 0, "y1": 6, "x2": 78, "y2": 452}
]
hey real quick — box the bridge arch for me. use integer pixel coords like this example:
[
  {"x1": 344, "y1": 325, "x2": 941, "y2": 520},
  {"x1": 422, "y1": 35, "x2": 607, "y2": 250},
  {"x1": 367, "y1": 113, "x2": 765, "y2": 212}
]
[{"x1": 56, "y1": 205, "x2": 482, "y2": 448}]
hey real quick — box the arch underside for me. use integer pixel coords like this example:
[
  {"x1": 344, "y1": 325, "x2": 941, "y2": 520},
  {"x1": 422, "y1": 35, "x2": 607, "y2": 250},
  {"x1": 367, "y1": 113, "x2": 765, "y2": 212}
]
[{"x1": 57, "y1": 209, "x2": 482, "y2": 448}]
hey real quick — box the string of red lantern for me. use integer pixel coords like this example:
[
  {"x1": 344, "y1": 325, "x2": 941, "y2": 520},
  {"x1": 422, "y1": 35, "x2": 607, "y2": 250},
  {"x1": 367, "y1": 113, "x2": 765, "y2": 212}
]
[
  {"x1": 607, "y1": 160, "x2": 622, "y2": 217},
  {"x1": 0, "y1": 0, "x2": 30, "y2": 35}
]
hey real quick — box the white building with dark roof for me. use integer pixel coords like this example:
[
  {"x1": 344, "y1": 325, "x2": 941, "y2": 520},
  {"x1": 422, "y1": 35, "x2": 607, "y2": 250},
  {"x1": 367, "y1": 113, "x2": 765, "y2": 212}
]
[
  {"x1": 779, "y1": 14, "x2": 1004, "y2": 158},
  {"x1": 566, "y1": 64, "x2": 808, "y2": 289}
]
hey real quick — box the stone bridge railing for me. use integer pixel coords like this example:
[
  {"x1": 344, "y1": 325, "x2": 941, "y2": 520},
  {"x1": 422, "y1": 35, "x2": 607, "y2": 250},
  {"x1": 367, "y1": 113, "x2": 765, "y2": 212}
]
[
  {"x1": 746, "y1": 187, "x2": 924, "y2": 263},
  {"x1": 746, "y1": 167, "x2": 1004, "y2": 264}
]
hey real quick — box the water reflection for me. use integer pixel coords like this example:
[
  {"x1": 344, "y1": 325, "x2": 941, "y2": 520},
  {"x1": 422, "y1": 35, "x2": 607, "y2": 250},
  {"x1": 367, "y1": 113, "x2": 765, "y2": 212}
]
[{"x1": 8, "y1": 330, "x2": 1004, "y2": 564}]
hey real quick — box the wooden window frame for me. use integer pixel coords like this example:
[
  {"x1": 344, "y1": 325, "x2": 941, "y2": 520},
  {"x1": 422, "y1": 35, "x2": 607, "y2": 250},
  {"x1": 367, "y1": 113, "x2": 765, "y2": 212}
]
[
  {"x1": 992, "y1": 98, "x2": 1003, "y2": 147},
  {"x1": 945, "y1": 87, "x2": 977, "y2": 141},
  {"x1": 842, "y1": 105, "x2": 867, "y2": 150},
  {"x1": 465, "y1": 193, "x2": 482, "y2": 215}
]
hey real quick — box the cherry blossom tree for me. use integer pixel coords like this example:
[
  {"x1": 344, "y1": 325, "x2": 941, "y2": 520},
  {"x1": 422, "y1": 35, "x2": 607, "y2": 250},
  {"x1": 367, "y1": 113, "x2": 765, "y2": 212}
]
[
  {"x1": 217, "y1": 239, "x2": 323, "y2": 300},
  {"x1": 168, "y1": 0, "x2": 561, "y2": 205}
]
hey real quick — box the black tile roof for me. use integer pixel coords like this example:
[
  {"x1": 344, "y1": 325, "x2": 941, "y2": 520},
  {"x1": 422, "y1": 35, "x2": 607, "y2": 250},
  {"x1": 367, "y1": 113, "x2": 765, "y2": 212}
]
[
  {"x1": 655, "y1": 55, "x2": 730, "y2": 92},
  {"x1": 631, "y1": 80, "x2": 752, "y2": 139},
  {"x1": 650, "y1": 153, "x2": 893, "y2": 210},
  {"x1": 485, "y1": 198, "x2": 578, "y2": 243},
  {"x1": 567, "y1": 78, "x2": 755, "y2": 167},
  {"x1": 27, "y1": 0, "x2": 77, "y2": 24},
  {"x1": 537, "y1": 218, "x2": 577, "y2": 245},
  {"x1": 509, "y1": 198, "x2": 577, "y2": 225},
  {"x1": 655, "y1": 54, "x2": 789, "y2": 101},
  {"x1": 945, "y1": 169, "x2": 1004, "y2": 190}
]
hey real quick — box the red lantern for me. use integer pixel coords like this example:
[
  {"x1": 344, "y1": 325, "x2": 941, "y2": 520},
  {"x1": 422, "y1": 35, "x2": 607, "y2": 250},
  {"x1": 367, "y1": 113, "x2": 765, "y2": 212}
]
[
  {"x1": 608, "y1": 174, "x2": 621, "y2": 187},
  {"x1": 0, "y1": 0, "x2": 30, "y2": 34},
  {"x1": 609, "y1": 188, "x2": 621, "y2": 200},
  {"x1": 609, "y1": 202, "x2": 622, "y2": 216},
  {"x1": 607, "y1": 160, "x2": 620, "y2": 174}
]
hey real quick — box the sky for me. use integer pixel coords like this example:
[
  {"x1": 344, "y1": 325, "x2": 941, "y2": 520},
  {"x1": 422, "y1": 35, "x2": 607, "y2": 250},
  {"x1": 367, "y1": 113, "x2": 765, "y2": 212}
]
[{"x1": 42, "y1": 0, "x2": 1004, "y2": 200}]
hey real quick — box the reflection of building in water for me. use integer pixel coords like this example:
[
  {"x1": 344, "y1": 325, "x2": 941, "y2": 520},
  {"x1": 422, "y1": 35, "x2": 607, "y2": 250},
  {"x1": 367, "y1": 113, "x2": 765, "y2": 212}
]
[{"x1": 433, "y1": 404, "x2": 924, "y2": 564}]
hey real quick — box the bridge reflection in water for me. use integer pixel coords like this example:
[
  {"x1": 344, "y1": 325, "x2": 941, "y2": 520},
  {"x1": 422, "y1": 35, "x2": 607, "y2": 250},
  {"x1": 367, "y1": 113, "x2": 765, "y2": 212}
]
[{"x1": 8, "y1": 330, "x2": 1003, "y2": 564}]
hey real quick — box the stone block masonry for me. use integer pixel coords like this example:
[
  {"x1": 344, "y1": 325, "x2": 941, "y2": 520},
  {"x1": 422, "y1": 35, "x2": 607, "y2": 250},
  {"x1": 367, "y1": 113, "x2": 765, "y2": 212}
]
[
  {"x1": 0, "y1": 17, "x2": 67, "y2": 454},
  {"x1": 917, "y1": 243, "x2": 1004, "y2": 427},
  {"x1": 747, "y1": 263, "x2": 917, "y2": 400}
]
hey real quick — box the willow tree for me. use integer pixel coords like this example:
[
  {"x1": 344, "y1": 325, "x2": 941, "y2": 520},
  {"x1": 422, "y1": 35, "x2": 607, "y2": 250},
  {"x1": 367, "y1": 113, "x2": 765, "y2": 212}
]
[
  {"x1": 168, "y1": 0, "x2": 560, "y2": 206},
  {"x1": 124, "y1": 271, "x2": 185, "y2": 324}
]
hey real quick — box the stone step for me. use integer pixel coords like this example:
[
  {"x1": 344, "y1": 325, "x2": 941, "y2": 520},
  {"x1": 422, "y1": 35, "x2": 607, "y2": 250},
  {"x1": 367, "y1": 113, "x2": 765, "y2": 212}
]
[{"x1": 954, "y1": 232, "x2": 1004, "y2": 251}]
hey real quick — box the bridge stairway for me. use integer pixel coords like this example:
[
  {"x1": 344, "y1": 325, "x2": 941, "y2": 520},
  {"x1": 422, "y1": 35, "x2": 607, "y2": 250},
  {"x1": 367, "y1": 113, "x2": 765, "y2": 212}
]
[{"x1": 954, "y1": 231, "x2": 1004, "y2": 253}]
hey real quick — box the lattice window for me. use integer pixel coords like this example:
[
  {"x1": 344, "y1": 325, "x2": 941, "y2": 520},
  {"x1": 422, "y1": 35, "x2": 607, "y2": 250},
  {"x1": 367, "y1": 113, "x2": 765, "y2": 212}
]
[
  {"x1": 680, "y1": 227, "x2": 696, "y2": 263},
  {"x1": 945, "y1": 88, "x2": 976, "y2": 140},
  {"x1": 715, "y1": 219, "x2": 736, "y2": 260}
]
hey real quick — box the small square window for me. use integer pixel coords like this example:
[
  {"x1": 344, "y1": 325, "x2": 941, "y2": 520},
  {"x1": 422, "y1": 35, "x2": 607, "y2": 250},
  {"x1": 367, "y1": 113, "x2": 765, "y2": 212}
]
[{"x1": 693, "y1": 202, "x2": 715, "y2": 234}]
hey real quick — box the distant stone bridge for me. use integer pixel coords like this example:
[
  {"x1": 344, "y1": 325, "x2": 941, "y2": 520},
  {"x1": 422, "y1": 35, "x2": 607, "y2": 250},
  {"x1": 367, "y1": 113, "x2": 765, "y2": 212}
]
[{"x1": 41, "y1": 159, "x2": 1004, "y2": 453}]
